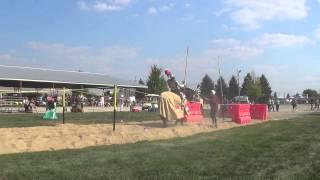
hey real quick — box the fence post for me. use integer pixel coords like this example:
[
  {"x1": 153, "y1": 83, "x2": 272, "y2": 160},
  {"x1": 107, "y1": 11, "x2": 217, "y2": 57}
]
[
  {"x1": 62, "y1": 87, "x2": 66, "y2": 124},
  {"x1": 113, "y1": 85, "x2": 117, "y2": 131}
]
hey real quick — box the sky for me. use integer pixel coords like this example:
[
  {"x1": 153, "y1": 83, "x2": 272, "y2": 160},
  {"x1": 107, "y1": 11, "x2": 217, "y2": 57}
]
[{"x1": 0, "y1": 0, "x2": 320, "y2": 96}]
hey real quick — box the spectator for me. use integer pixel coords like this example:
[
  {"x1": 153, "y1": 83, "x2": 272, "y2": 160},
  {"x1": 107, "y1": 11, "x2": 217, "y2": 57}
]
[
  {"x1": 267, "y1": 98, "x2": 272, "y2": 112},
  {"x1": 310, "y1": 98, "x2": 314, "y2": 111},
  {"x1": 291, "y1": 98, "x2": 297, "y2": 111},
  {"x1": 275, "y1": 97, "x2": 280, "y2": 112},
  {"x1": 100, "y1": 96, "x2": 105, "y2": 108},
  {"x1": 271, "y1": 97, "x2": 275, "y2": 112},
  {"x1": 315, "y1": 98, "x2": 320, "y2": 111},
  {"x1": 209, "y1": 90, "x2": 219, "y2": 128},
  {"x1": 23, "y1": 97, "x2": 29, "y2": 112}
]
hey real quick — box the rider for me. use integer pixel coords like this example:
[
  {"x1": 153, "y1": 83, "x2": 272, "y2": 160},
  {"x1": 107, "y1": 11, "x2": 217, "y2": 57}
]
[
  {"x1": 164, "y1": 69, "x2": 183, "y2": 95},
  {"x1": 164, "y1": 69, "x2": 187, "y2": 101},
  {"x1": 164, "y1": 69, "x2": 187, "y2": 124}
]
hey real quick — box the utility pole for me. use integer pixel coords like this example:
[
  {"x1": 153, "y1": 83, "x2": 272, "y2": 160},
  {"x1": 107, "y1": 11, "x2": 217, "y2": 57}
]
[
  {"x1": 218, "y1": 57, "x2": 224, "y2": 122},
  {"x1": 183, "y1": 47, "x2": 189, "y2": 88},
  {"x1": 218, "y1": 57, "x2": 223, "y2": 99},
  {"x1": 237, "y1": 69, "x2": 242, "y2": 96}
]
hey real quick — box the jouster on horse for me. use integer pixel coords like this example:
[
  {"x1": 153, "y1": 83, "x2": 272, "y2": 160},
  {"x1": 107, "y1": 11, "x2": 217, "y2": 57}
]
[{"x1": 159, "y1": 69, "x2": 202, "y2": 127}]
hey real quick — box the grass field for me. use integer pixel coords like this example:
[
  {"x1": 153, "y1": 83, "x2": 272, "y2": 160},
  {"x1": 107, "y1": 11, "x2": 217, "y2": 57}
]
[
  {"x1": 0, "y1": 111, "x2": 162, "y2": 128},
  {"x1": 0, "y1": 110, "x2": 212, "y2": 128},
  {"x1": 0, "y1": 113, "x2": 319, "y2": 179}
]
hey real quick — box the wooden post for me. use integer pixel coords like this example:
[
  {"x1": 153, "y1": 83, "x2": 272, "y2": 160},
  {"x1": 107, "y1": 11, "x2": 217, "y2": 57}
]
[
  {"x1": 113, "y1": 85, "x2": 117, "y2": 131},
  {"x1": 62, "y1": 87, "x2": 66, "y2": 124}
]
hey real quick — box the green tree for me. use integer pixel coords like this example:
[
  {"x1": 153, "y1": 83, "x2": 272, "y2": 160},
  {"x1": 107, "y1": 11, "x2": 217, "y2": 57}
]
[
  {"x1": 135, "y1": 78, "x2": 146, "y2": 100},
  {"x1": 146, "y1": 65, "x2": 168, "y2": 95},
  {"x1": 260, "y1": 74, "x2": 272, "y2": 102},
  {"x1": 241, "y1": 73, "x2": 253, "y2": 96},
  {"x1": 200, "y1": 74, "x2": 214, "y2": 99},
  {"x1": 138, "y1": 78, "x2": 145, "y2": 85},
  {"x1": 215, "y1": 76, "x2": 228, "y2": 99},
  {"x1": 228, "y1": 75, "x2": 239, "y2": 99},
  {"x1": 286, "y1": 93, "x2": 290, "y2": 99},
  {"x1": 303, "y1": 89, "x2": 318, "y2": 99},
  {"x1": 273, "y1": 92, "x2": 278, "y2": 99},
  {"x1": 247, "y1": 81, "x2": 263, "y2": 102}
]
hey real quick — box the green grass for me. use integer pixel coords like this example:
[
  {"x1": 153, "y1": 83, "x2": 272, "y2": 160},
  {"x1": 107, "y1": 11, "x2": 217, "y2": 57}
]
[
  {"x1": 1, "y1": 113, "x2": 320, "y2": 179},
  {"x1": 0, "y1": 110, "x2": 212, "y2": 128},
  {"x1": 0, "y1": 111, "x2": 162, "y2": 128}
]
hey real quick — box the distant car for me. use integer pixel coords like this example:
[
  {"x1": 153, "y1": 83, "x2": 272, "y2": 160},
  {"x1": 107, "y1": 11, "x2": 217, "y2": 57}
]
[
  {"x1": 233, "y1": 96, "x2": 250, "y2": 104},
  {"x1": 36, "y1": 96, "x2": 47, "y2": 106},
  {"x1": 142, "y1": 94, "x2": 159, "y2": 112}
]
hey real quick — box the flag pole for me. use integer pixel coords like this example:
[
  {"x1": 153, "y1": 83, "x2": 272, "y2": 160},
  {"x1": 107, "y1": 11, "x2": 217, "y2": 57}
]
[
  {"x1": 183, "y1": 47, "x2": 189, "y2": 91},
  {"x1": 218, "y1": 57, "x2": 225, "y2": 122}
]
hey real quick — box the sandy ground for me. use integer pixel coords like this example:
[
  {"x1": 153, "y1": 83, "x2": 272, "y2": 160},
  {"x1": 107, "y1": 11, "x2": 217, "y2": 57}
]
[{"x1": 0, "y1": 105, "x2": 313, "y2": 155}]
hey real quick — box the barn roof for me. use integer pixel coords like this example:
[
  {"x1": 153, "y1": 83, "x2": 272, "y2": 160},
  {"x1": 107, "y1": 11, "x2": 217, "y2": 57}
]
[{"x1": 0, "y1": 65, "x2": 146, "y2": 89}]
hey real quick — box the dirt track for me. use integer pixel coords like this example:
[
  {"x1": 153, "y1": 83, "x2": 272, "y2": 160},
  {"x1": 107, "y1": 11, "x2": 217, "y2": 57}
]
[{"x1": 0, "y1": 104, "x2": 312, "y2": 155}]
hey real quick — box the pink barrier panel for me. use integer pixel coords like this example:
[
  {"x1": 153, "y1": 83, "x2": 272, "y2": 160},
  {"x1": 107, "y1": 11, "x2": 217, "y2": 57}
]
[
  {"x1": 250, "y1": 104, "x2": 268, "y2": 120},
  {"x1": 184, "y1": 101, "x2": 204, "y2": 123},
  {"x1": 228, "y1": 104, "x2": 251, "y2": 124}
]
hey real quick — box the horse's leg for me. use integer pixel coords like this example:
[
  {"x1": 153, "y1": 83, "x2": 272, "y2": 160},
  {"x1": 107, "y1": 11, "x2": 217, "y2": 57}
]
[
  {"x1": 180, "y1": 118, "x2": 184, "y2": 125},
  {"x1": 160, "y1": 116, "x2": 167, "y2": 128},
  {"x1": 163, "y1": 119, "x2": 167, "y2": 128}
]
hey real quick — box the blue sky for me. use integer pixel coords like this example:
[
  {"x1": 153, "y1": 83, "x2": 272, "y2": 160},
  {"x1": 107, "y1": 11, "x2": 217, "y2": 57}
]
[{"x1": 0, "y1": 0, "x2": 320, "y2": 96}]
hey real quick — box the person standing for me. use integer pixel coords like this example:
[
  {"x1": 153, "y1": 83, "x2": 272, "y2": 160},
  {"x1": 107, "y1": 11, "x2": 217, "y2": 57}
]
[
  {"x1": 267, "y1": 98, "x2": 272, "y2": 112},
  {"x1": 291, "y1": 98, "x2": 297, "y2": 111},
  {"x1": 23, "y1": 97, "x2": 29, "y2": 112},
  {"x1": 271, "y1": 97, "x2": 275, "y2": 112},
  {"x1": 310, "y1": 98, "x2": 314, "y2": 111},
  {"x1": 315, "y1": 98, "x2": 320, "y2": 111},
  {"x1": 275, "y1": 98, "x2": 280, "y2": 112},
  {"x1": 100, "y1": 95, "x2": 105, "y2": 108},
  {"x1": 209, "y1": 90, "x2": 219, "y2": 128}
]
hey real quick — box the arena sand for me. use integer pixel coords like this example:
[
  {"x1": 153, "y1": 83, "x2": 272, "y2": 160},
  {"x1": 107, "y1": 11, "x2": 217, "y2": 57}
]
[{"x1": 0, "y1": 110, "x2": 309, "y2": 155}]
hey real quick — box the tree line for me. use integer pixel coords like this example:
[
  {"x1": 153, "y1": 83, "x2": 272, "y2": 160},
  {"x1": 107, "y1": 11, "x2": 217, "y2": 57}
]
[
  {"x1": 138, "y1": 65, "x2": 273, "y2": 103},
  {"x1": 199, "y1": 72, "x2": 272, "y2": 103}
]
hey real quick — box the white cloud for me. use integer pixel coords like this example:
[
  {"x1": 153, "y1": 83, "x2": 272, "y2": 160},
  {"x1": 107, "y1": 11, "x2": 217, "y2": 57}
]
[
  {"x1": 93, "y1": 3, "x2": 121, "y2": 11},
  {"x1": 301, "y1": 75, "x2": 320, "y2": 83},
  {"x1": 98, "y1": 47, "x2": 138, "y2": 59},
  {"x1": 221, "y1": 24, "x2": 237, "y2": 31},
  {"x1": 27, "y1": 42, "x2": 91, "y2": 56},
  {"x1": 315, "y1": 26, "x2": 320, "y2": 39},
  {"x1": 147, "y1": 3, "x2": 174, "y2": 15},
  {"x1": 208, "y1": 33, "x2": 311, "y2": 60},
  {"x1": 224, "y1": 0, "x2": 308, "y2": 29},
  {"x1": 205, "y1": 46, "x2": 264, "y2": 59},
  {"x1": 27, "y1": 42, "x2": 137, "y2": 60},
  {"x1": 185, "y1": 3, "x2": 192, "y2": 8},
  {"x1": 211, "y1": 38, "x2": 241, "y2": 47},
  {"x1": 254, "y1": 64, "x2": 288, "y2": 74},
  {"x1": 251, "y1": 33, "x2": 312, "y2": 47},
  {"x1": 215, "y1": 8, "x2": 231, "y2": 17},
  {"x1": 0, "y1": 54, "x2": 12, "y2": 61},
  {"x1": 147, "y1": 7, "x2": 158, "y2": 15},
  {"x1": 24, "y1": 41, "x2": 140, "y2": 76},
  {"x1": 160, "y1": 3, "x2": 174, "y2": 12},
  {"x1": 78, "y1": 1, "x2": 88, "y2": 9},
  {"x1": 145, "y1": 57, "x2": 160, "y2": 65},
  {"x1": 78, "y1": 0, "x2": 131, "y2": 12}
]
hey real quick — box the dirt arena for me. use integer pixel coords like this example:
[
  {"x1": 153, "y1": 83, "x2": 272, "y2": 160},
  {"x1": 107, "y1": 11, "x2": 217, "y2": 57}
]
[{"x1": 0, "y1": 104, "x2": 312, "y2": 155}]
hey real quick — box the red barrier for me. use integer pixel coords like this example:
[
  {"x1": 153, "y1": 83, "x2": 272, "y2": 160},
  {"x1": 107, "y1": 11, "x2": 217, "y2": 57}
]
[
  {"x1": 228, "y1": 104, "x2": 251, "y2": 124},
  {"x1": 250, "y1": 104, "x2": 268, "y2": 120},
  {"x1": 184, "y1": 101, "x2": 204, "y2": 123}
]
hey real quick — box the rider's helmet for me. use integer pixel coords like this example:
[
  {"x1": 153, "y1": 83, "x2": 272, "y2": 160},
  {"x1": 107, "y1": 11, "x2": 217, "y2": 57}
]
[{"x1": 164, "y1": 69, "x2": 171, "y2": 76}]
